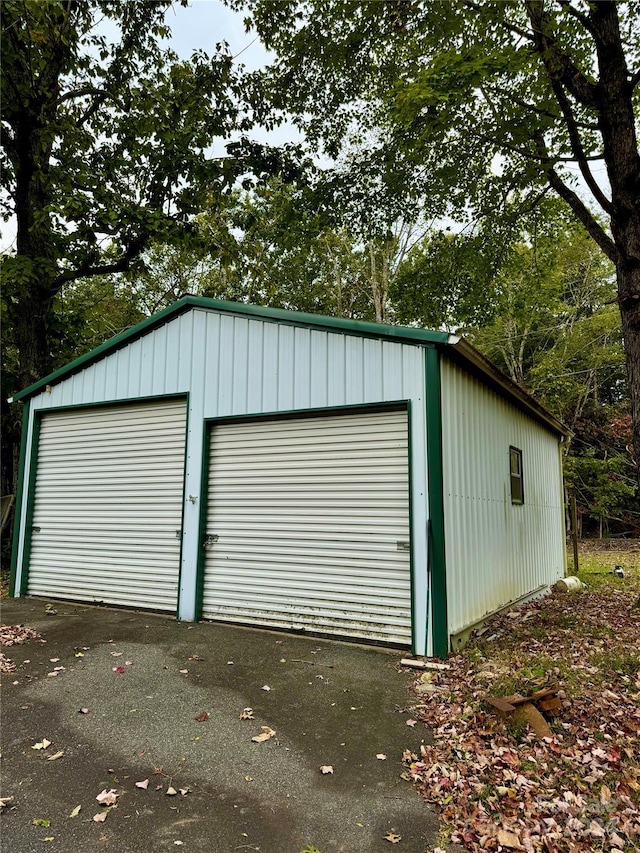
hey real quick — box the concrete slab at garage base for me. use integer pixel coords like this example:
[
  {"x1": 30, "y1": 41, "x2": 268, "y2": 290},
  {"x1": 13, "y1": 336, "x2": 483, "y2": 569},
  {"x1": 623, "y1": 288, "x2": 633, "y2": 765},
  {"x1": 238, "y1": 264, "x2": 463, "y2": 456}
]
[{"x1": 1, "y1": 598, "x2": 440, "y2": 853}]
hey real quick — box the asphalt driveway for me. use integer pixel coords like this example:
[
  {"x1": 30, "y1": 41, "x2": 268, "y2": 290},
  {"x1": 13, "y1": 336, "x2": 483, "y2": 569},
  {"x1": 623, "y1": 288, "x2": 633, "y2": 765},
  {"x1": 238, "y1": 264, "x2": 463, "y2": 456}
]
[{"x1": 1, "y1": 597, "x2": 440, "y2": 853}]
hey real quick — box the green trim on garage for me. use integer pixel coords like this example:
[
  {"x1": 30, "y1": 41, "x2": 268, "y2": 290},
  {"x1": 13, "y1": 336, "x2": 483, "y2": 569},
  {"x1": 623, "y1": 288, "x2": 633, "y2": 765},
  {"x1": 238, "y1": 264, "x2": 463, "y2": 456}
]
[
  {"x1": 406, "y1": 399, "x2": 418, "y2": 655},
  {"x1": 425, "y1": 346, "x2": 449, "y2": 658},
  {"x1": 12, "y1": 297, "x2": 448, "y2": 404},
  {"x1": 194, "y1": 418, "x2": 212, "y2": 622},
  {"x1": 18, "y1": 412, "x2": 42, "y2": 596},
  {"x1": 9, "y1": 404, "x2": 30, "y2": 597}
]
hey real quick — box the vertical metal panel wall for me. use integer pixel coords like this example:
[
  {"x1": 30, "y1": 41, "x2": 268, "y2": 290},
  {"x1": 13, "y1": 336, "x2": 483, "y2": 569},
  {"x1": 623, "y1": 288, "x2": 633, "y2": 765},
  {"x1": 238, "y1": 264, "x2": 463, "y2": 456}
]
[
  {"x1": 440, "y1": 358, "x2": 565, "y2": 637},
  {"x1": 15, "y1": 308, "x2": 433, "y2": 653}
]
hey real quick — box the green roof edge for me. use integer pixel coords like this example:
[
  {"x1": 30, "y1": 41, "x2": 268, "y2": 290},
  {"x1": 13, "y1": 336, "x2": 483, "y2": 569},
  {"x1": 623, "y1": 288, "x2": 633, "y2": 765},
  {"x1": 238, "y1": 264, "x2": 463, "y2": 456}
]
[
  {"x1": 9, "y1": 297, "x2": 569, "y2": 438},
  {"x1": 11, "y1": 296, "x2": 449, "y2": 403}
]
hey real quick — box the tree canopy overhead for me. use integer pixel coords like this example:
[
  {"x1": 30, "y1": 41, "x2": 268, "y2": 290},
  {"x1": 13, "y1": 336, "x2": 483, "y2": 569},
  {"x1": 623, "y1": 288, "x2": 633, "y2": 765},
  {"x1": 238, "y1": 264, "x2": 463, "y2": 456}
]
[
  {"x1": 1, "y1": 0, "x2": 300, "y2": 392},
  {"x1": 243, "y1": 0, "x2": 640, "y2": 477}
]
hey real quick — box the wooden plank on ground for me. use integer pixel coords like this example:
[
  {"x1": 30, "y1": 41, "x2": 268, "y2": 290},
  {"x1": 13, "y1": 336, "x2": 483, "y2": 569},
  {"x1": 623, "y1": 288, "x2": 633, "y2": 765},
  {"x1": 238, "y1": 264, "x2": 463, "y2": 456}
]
[
  {"x1": 518, "y1": 702, "x2": 553, "y2": 739},
  {"x1": 485, "y1": 697, "x2": 517, "y2": 716}
]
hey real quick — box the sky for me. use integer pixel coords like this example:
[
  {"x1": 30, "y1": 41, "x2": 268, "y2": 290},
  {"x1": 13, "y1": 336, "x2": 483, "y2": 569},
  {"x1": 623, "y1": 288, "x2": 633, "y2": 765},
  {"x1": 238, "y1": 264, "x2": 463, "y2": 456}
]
[{"x1": 165, "y1": 0, "x2": 268, "y2": 71}]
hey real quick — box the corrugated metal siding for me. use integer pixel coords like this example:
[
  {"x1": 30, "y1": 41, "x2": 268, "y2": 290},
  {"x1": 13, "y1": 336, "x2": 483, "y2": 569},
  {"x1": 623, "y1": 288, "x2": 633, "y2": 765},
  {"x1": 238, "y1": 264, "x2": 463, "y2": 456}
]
[
  {"x1": 27, "y1": 400, "x2": 187, "y2": 611},
  {"x1": 440, "y1": 358, "x2": 565, "y2": 635},
  {"x1": 202, "y1": 410, "x2": 412, "y2": 643},
  {"x1": 17, "y1": 308, "x2": 431, "y2": 652}
]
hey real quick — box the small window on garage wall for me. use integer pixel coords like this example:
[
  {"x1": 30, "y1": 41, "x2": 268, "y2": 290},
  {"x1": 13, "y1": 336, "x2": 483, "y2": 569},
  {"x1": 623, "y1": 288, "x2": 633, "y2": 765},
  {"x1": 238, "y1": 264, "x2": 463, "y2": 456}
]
[{"x1": 509, "y1": 446, "x2": 524, "y2": 504}]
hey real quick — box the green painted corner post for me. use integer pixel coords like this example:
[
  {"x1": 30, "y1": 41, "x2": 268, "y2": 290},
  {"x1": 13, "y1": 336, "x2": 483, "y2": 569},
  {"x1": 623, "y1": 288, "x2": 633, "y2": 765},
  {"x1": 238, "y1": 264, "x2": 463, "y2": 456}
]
[
  {"x1": 8, "y1": 405, "x2": 29, "y2": 597},
  {"x1": 425, "y1": 347, "x2": 449, "y2": 658}
]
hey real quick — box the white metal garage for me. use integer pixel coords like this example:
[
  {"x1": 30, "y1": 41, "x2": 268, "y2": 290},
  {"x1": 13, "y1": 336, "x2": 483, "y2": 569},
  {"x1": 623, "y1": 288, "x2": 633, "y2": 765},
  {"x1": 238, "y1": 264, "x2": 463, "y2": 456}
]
[
  {"x1": 10, "y1": 296, "x2": 567, "y2": 656},
  {"x1": 27, "y1": 399, "x2": 187, "y2": 611},
  {"x1": 202, "y1": 408, "x2": 412, "y2": 644}
]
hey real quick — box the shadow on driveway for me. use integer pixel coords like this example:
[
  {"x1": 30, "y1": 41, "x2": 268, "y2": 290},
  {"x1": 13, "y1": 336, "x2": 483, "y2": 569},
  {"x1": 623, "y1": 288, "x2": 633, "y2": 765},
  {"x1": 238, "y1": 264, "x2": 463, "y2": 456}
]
[{"x1": 1, "y1": 597, "x2": 440, "y2": 852}]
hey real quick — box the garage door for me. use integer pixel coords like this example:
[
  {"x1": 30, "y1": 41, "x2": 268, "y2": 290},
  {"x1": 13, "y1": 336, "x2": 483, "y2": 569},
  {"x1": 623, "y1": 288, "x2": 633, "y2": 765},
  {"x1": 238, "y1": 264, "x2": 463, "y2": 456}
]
[
  {"x1": 202, "y1": 409, "x2": 412, "y2": 644},
  {"x1": 27, "y1": 399, "x2": 187, "y2": 611}
]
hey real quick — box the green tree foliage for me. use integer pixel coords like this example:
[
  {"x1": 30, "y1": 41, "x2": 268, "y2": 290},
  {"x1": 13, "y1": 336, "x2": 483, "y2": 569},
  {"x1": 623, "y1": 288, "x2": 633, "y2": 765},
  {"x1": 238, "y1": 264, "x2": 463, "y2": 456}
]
[
  {"x1": 0, "y1": 0, "x2": 302, "y2": 495},
  {"x1": 462, "y1": 217, "x2": 636, "y2": 534},
  {"x1": 121, "y1": 179, "x2": 421, "y2": 323},
  {"x1": 243, "y1": 0, "x2": 640, "y2": 483}
]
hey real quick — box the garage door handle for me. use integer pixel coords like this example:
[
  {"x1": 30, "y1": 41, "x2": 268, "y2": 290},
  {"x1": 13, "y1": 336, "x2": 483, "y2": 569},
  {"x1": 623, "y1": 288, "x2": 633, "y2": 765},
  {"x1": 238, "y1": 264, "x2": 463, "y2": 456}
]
[
  {"x1": 203, "y1": 534, "x2": 219, "y2": 548},
  {"x1": 32, "y1": 526, "x2": 41, "y2": 533}
]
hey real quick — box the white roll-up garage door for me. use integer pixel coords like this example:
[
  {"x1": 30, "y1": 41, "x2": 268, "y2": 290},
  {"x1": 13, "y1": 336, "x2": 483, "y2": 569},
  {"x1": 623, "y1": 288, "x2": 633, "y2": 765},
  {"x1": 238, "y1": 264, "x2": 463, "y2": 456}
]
[
  {"x1": 202, "y1": 408, "x2": 412, "y2": 644},
  {"x1": 27, "y1": 399, "x2": 187, "y2": 611}
]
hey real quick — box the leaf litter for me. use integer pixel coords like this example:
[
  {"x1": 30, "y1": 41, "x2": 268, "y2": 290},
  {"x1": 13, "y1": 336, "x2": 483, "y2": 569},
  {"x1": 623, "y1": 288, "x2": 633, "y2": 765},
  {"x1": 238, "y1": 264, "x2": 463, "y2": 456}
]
[
  {"x1": 403, "y1": 573, "x2": 640, "y2": 851},
  {"x1": 0, "y1": 624, "x2": 42, "y2": 673}
]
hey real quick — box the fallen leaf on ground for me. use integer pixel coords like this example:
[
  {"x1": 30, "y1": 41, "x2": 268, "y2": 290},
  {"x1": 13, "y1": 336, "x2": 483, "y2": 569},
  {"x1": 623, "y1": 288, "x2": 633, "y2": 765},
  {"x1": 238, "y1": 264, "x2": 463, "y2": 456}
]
[
  {"x1": 49, "y1": 658, "x2": 60, "y2": 663},
  {"x1": 135, "y1": 779, "x2": 149, "y2": 790},
  {"x1": 68, "y1": 805, "x2": 81, "y2": 818},
  {"x1": 110, "y1": 652, "x2": 123, "y2": 657},
  {"x1": 251, "y1": 726, "x2": 276, "y2": 743},
  {"x1": 240, "y1": 708, "x2": 254, "y2": 720},
  {"x1": 43, "y1": 836, "x2": 54, "y2": 842},
  {"x1": 174, "y1": 842, "x2": 184, "y2": 846},
  {"x1": 179, "y1": 788, "x2": 190, "y2": 796},
  {"x1": 112, "y1": 666, "x2": 126, "y2": 674},
  {"x1": 78, "y1": 708, "x2": 89, "y2": 715},
  {"x1": 92, "y1": 812, "x2": 107, "y2": 823},
  {"x1": 497, "y1": 829, "x2": 523, "y2": 849},
  {"x1": 95, "y1": 789, "x2": 118, "y2": 806},
  {"x1": 32, "y1": 818, "x2": 51, "y2": 827},
  {"x1": 0, "y1": 797, "x2": 15, "y2": 810},
  {"x1": 179, "y1": 669, "x2": 188, "y2": 674},
  {"x1": 384, "y1": 832, "x2": 401, "y2": 843},
  {"x1": 405, "y1": 719, "x2": 417, "y2": 727},
  {"x1": 32, "y1": 739, "x2": 51, "y2": 750},
  {"x1": 47, "y1": 751, "x2": 64, "y2": 761},
  {"x1": 125, "y1": 660, "x2": 133, "y2": 666},
  {"x1": 403, "y1": 574, "x2": 640, "y2": 853},
  {"x1": 166, "y1": 787, "x2": 177, "y2": 796},
  {"x1": 320, "y1": 765, "x2": 334, "y2": 774},
  {"x1": 376, "y1": 754, "x2": 387, "y2": 760},
  {"x1": 261, "y1": 684, "x2": 271, "y2": 691},
  {"x1": 245, "y1": 775, "x2": 253, "y2": 782},
  {"x1": 194, "y1": 711, "x2": 209, "y2": 722}
]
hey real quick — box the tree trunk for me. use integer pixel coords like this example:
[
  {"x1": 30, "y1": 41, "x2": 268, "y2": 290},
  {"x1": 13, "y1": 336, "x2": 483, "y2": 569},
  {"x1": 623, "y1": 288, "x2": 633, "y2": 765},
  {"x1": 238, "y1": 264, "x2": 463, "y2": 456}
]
[{"x1": 618, "y1": 261, "x2": 640, "y2": 474}]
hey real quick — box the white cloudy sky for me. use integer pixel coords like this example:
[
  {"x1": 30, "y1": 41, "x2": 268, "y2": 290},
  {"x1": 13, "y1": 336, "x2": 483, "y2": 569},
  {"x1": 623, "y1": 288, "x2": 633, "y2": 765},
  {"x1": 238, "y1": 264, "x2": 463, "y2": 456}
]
[{"x1": 166, "y1": 0, "x2": 267, "y2": 69}]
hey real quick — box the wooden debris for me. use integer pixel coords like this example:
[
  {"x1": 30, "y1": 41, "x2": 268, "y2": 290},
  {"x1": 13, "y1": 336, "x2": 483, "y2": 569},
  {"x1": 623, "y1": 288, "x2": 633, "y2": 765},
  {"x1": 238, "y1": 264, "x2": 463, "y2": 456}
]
[
  {"x1": 400, "y1": 658, "x2": 450, "y2": 671},
  {"x1": 485, "y1": 696, "x2": 517, "y2": 717},
  {"x1": 516, "y1": 702, "x2": 553, "y2": 739},
  {"x1": 486, "y1": 684, "x2": 564, "y2": 735}
]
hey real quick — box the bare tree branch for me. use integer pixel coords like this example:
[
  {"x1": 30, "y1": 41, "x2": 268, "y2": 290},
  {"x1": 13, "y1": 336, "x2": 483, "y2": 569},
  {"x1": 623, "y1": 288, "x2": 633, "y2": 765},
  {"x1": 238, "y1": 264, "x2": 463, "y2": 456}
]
[
  {"x1": 525, "y1": 0, "x2": 599, "y2": 107},
  {"x1": 52, "y1": 235, "x2": 148, "y2": 289},
  {"x1": 547, "y1": 77, "x2": 614, "y2": 213},
  {"x1": 534, "y1": 132, "x2": 618, "y2": 264},
  {"x1": 556, "y1": 0, "x2": 597, "y2": 38}
]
